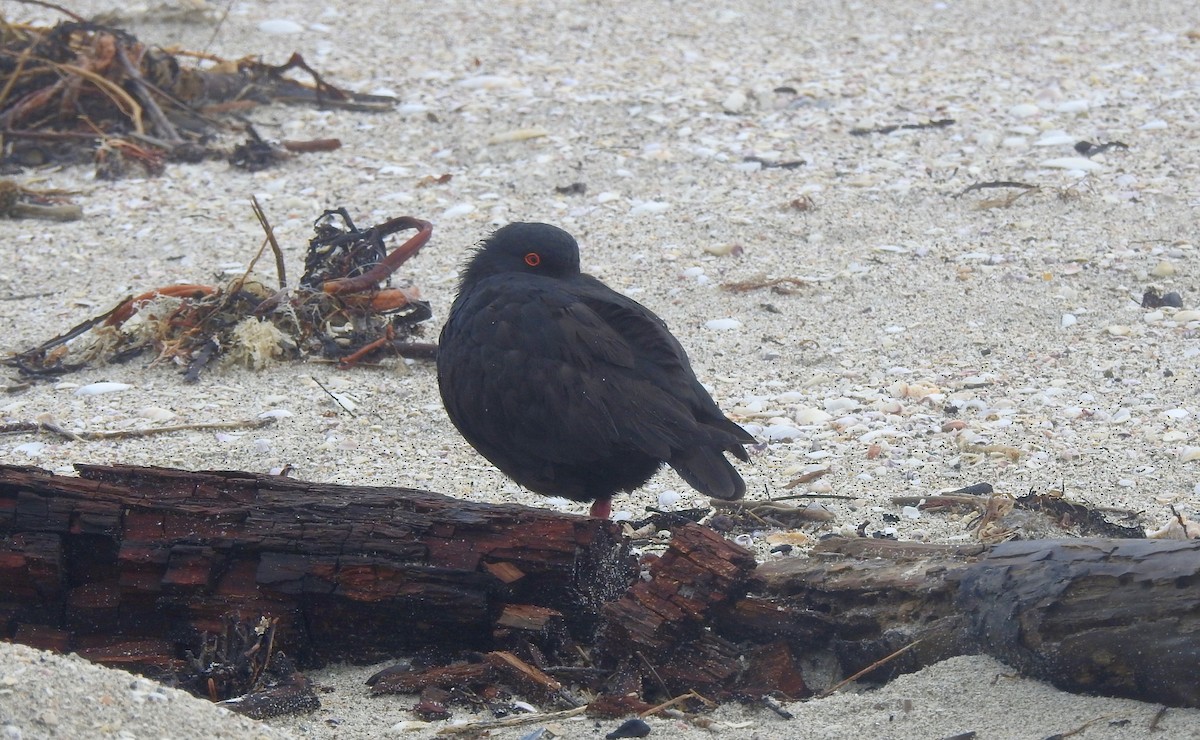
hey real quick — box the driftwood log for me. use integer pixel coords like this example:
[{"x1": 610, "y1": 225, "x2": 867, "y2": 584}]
[
  {"x1": 741, "y1": 536, "x2": 1200, "y2": 709},
  {"x1": 2, "y1": 464, "x2": 1198, "y2": 712},
  {"x1": 0, "y1": 463, "x2": 634, "y2": 671}
]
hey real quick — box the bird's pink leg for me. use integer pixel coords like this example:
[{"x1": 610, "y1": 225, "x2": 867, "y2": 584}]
[{"x1": 589, "y1": 496, "x2": 612, "y2": 518}]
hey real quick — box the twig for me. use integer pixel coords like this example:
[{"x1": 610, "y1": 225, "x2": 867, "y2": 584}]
[
  {"x1": 817, "y1": 639, "x2": 923, "y2": 698},
  {"x1": 281, "y1": 138, "x2": 342, "y2": 153},
  {"x1": 1051, "y1": 716, "x2": 1109, "y2": 738},
  {"x1": 635, "y1": 651, "x2": 671, "y2": 699},
  {"x1": 4, "y1": 202, "x2": 84, "y2": 221},
  {"x1": 761, "y1": 695, "x2": 793, "y2": 719},
  {"x1": 769, "y1": 492, "x2": 858, "y2": 502},
  {"x1": 721, "y1": 276, "x2": 811, "y2": 293},
  {"x1": 250, "y1": 196, "x2": 287, "y2": 288},
  {"x1": 436, "y1": 705, "x2": 587, "y2": 735},
  {"x1": 955, "y1": 181, "x2": 1038, "y2": 198},
  {"x1": 0, "y1": 417, "x2": 276, "y2": 441},
  {"x1": 1149, "y1": 706, "x2": 1168, "y2": 731},
  {"x1": 56, "y1": 63, "x2": 144, "y2": 134},
  {"x1": 320, "y1": 216, "x2": 432, "y2": 295},
  {"x1": 391, "y1": 341, "x2": 439, "y2": 360},
  {"x1": 10, "y1": 0, "x2": 86, "y2": 22},
  {"x1": 0, "y1": 33, "x2": 35, "y2": 112},
  {"x1": 310, "y1": 376, "x2": 357, "y2": 417},
  {"x1": 848, "y1": 118, "x2": 955, "y2": 136},
  {"x1": 639, "y1": 690, "x2": 717, "y2": 717},
  {"x1": 337, "y1": 326, "x2": 394, "y2": 369},
  {"x1": 113, "y1": 44, "x2": 181, "y2": 144}
]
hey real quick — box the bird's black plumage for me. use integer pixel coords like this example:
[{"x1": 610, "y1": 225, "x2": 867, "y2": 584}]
[{"x1": 437, "y1": 222, "x2": 753, "y2": 516}]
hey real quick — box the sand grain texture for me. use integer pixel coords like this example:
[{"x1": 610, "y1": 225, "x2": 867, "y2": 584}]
[{"x1": 3, "y1": 0, "x2": 1199, "y2": 738}]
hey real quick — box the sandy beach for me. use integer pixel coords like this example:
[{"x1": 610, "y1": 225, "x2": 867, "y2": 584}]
[{"x1": 3, "y1": 0, "x2": 1200, "y2": 737}]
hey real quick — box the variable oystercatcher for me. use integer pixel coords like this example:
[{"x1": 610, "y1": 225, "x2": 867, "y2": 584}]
[{"x1": 437, "y1": 222, "x2": 754, "y2": 518}]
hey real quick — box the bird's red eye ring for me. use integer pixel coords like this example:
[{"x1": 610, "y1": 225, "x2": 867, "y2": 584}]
[{"x1": 524, "y1": 252, "x2": 541, "y2": 267}]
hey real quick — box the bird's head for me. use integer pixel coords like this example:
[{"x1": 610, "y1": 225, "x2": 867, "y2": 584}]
[{"x1": 460, "y1": 222, "x2": 582, "y2": 286}]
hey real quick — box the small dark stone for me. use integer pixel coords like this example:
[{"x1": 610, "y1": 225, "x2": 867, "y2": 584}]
[
  {"x1": 412, "y1": 699, "x2": 450, "y2": 721},
  {"x1": 1141, "y1": 289, "x2": 1183, "y2": 309},
  {"x1": 606, "y1": 718, "x2": 652, "y2": 739},
  {"x1": 554, "y1": 182, "x2": 587, "y2": 195},
  {"x1": 709, "y1": 514, "x2": 737, "y2": 533}
]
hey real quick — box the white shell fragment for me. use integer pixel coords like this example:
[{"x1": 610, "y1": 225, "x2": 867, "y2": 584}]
[
  {"x1": 1040, "y1": 157, "x2": 1103, "y2": 171},
  {"x1": 630, "y1": 200, "x2": 671, "y2": 216},
  {"x1": 441, "y1": 203, "x2": 476, "y2": 219},
  {"x1": 705, "y1": 318, "x2": 742, "y2": 330},
  {"x1": 487, "y1": 128, "x2": 549, "y2": 144},
  {"x1": 258, "y1": 19, "x2": 304, "y2": 34},
  {"x1": 75, "y1": 382, "x2": 132, "y2": 396},
  {"x1": 136, "y1": 407, "x2": 176, "y2": 422}
]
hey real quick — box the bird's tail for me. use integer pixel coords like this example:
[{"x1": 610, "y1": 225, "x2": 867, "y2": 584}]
[{"x1": 669, "y1": 447, "x2": 746, "y2": 501}]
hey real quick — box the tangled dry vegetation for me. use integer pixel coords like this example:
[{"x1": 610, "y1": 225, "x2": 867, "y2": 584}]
[
  {"x1": 7, "y1": 207, "x2": 437, "y2": 382},
  {"x1": 0, "y1": 2, "x2": 392, "y2": 177}
]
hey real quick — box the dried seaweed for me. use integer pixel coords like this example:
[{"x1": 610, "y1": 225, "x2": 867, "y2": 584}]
[
  {"x1": 0, "y1": 177, "x2": 81, "y2": 219},
  {"x1": 5, "y1": 206, "x2": 435, "y2": 382},
  {"x1": 1, "y1": 6, "x2": 393, "y2": 174},
  {"x1": 180, "y1": 613, "x2": 319, "y2": 720}
]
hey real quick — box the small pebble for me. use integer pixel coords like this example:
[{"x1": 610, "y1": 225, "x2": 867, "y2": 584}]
[
  {"x1": 794, "y1": 407, "x2": 832, "y2": 424},
  {"x1": 606, "y1": 718, "x2": 652, "y2": 739},
  {"x1": 1150, "y1": 260, "x2": 1176, "y2": 277},
  {"x1": 722, "y1": 90, "x2": 747, "y2": 113},
  {"x1": 1056, "y1": 99, "x2": 1090, "y2": 113}
]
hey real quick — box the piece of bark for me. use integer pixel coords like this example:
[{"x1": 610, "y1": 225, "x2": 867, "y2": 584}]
[
  {"x1": 367, "y1": 662, "x2": 494, "y2": 696},
  {"x1": 484, "y1": 650, "x2": 571, "y2": 704},
  {"x1": 496, "y1": 604, "x2": 562, "y2": 632},
  {"x1": 0, "y1": 463, "x2": 635, "y2": 672},
  {"x1": 601, "y1": 524, "x2": 756, "y2": 651},
  {"x1": 597, "y1": 523, "x2": 757, "y2": 696},
  {"x1": 736, "y1": 641, "x2": 808, "y2": 699},
  {"x1": 218, "y1": 667, "x2": 321, "y2": 719}
]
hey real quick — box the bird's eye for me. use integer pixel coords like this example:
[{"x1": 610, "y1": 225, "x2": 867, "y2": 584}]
[{"x1": 524, "y1": 252, "x2": 541, "y2": 267}]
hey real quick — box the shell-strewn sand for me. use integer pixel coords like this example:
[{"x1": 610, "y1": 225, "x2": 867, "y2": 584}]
[{"x1": 3, "y1": 1, "x2": 1199, "y2": 738}]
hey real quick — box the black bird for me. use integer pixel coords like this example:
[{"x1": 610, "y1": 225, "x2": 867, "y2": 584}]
[{"x1": 437, "y1": 222, "x2": 753, "y2": 518}]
